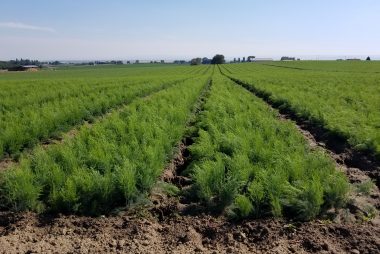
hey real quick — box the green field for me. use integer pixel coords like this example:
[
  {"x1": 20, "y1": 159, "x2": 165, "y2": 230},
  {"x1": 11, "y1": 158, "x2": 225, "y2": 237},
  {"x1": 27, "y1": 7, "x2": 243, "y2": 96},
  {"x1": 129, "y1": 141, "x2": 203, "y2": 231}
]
[{"x1": 0, "y1": 62, "x2": 378, "y2": 219}]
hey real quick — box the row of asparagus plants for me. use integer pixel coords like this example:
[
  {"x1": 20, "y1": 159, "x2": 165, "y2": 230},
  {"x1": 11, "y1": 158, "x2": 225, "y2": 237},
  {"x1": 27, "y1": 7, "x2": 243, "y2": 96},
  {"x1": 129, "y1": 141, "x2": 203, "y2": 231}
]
[
  {"x1": 0, "y1": 76, "x2": 189, "y2": 159},
  {"x1": 0, "y1": 76, "x2": 209, "y2": 215},
  {"x1": 188, "y1": 73, "x2": 349, "y2": 220}
]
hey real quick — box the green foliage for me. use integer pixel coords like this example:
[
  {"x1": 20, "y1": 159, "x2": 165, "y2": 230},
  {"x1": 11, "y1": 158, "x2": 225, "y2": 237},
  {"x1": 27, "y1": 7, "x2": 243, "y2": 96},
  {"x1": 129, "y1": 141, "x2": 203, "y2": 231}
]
[
  {"x1": 234, "y1": 195, "x2": 253, "y2": 217},
  {"x1": 189, "y1": 72, "x2": 349, "y2": 220},
  {"x1": 0, "y1": 71, "x2": 211, "y2": 214},
  {"x1": 211, "y1": 55, "x2": 225, "y2": 64},
  {"x1": 222, "y1": 62, "x2": 380, "y2": 157},
  {"x1": 116, "y1": 160, "x2": 138, "y2": 202},
  {"x1": 0, "y1": 165, "x2": 43, "y2": 212},
  {"x1": 155, "y1": 181, "x2": 180, "y2": 197},
  {"x1": 0, "y1": 65, "x2": 210, "y2": 159},
  {"x1": 281, "y1": 180, "x2": 324, "y2": 221}
]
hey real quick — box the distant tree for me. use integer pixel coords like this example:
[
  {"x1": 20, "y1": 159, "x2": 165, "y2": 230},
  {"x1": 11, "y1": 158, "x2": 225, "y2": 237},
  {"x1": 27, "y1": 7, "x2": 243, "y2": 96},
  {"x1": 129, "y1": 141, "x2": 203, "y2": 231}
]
[
  {"x1": 161, "y1": 60, "x2": 165, "y2": 63},
  {"x1": 242, "y1": 57, "x2": 246, "y2": 62},
  {"x1": 238, "y1": 58, "x2": 241, "y2": 62},
  {"x1": 202, "y1": 57, "x2": 211, "y2": 64},
  {"x1": 366, "y1": 56, "x2": 371, "y2": 61},
  {"x1": 4, "y1": 58, "x2": 41, "y2": 69},
  {"x1": 50, "y1": 61, "x2": 62, "y2": 65},
  {"x1": 0, "y1": 61, "x2": 7, "y2": 69},
  {"x1": 211, "y1": 54, "x2": 225, "y2": 64},
  {"x1": 190, "y1": 58, "x2": 202, "y2": 65},
  {"x1": 174, "y1": 60, "x2": 187, "y2": 64},
  {"x1": 233, "y1": 58, "x2": 236, "y2": 63},
  {"x1": 110, "y1": 60, "x2": 122, "y2": 64},
  {"x1": 135, "y1": 60, "x2": 140, "y2": 64}
]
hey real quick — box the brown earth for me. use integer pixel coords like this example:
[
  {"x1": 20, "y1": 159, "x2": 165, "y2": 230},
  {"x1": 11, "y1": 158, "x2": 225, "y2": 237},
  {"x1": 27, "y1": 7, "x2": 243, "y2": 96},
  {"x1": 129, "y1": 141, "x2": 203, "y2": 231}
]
[
  {"x1": 0, "y1": 157, "x2": 15, "y2": 172},
  {"x1": 0, "y1": 209, "x2": 379, "y2": 254}
]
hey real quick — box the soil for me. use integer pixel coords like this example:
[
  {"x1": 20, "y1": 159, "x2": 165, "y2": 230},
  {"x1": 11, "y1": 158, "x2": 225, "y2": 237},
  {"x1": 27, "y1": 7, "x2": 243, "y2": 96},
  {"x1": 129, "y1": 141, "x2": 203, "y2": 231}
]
[
  {"x1": 0, "y1": 210, "x2": 379, "y2": 254},
  {"x1": 0, "y1": 157, "x2": 15, "y2": 172}
]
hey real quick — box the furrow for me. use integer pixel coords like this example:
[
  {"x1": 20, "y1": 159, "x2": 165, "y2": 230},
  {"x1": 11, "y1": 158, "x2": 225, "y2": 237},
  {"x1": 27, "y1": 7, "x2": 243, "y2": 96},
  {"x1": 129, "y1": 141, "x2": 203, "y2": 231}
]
[{"x1": 151, "y1": 78, "x2": 213, "y2": 219}]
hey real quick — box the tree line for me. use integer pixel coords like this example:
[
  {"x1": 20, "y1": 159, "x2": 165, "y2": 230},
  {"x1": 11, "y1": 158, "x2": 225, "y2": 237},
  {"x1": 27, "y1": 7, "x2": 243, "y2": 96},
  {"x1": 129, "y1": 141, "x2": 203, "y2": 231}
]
[
  {"x1": 0, "y1": 59, "x2": 42, "y2": 69},
  {"x1": 191, "y1": 54, "x2": 225, "y2": 65}
]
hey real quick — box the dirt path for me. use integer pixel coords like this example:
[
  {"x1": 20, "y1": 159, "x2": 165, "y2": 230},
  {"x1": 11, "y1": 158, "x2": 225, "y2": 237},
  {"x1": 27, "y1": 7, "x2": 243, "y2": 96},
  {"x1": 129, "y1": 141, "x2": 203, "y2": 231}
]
[{"x1": 161, "y1": 78, "x2": 212, "y2": 192}]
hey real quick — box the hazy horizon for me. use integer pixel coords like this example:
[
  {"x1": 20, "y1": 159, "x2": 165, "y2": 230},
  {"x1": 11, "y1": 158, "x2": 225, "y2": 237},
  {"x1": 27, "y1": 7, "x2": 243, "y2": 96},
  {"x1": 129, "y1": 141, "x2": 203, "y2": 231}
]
[
  {"x1": 1, "y1": 0, "x2": 379, "y2": 61},
  {"x1": 30, "y1": 55, "x2": 380, "y2": 63}
]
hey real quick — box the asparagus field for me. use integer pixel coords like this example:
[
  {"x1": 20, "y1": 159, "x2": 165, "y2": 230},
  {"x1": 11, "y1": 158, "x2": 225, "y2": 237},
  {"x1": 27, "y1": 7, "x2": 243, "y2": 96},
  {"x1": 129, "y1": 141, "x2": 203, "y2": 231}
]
[
  {"x1": 220, "y1": 62, "x2": 380, "y2": 158},
  {"x1": 0, "y1": 62, "x2": 379, "y2": 253},
  {"x1": 0, "y1": 65, "x2": 208, "y2": 159}
]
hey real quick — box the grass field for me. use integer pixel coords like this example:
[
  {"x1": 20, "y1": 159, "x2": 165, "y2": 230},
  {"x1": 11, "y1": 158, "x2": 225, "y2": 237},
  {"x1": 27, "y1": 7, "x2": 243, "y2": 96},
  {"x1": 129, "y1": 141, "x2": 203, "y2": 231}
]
[{"x1": 0, "y1": 62, "x2": 378, "y2": 220}]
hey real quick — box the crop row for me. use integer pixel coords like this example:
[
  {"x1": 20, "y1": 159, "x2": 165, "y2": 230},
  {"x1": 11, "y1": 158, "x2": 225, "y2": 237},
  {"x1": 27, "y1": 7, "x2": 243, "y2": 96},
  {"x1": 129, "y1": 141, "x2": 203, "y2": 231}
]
[
  {"x1": 221, "y1": 63, "x2": 380, "y2": 158},
  {"x1": 0, "y1": 76, "x2": 209, "y2": 214},
  {"x1": 187, "y1": 72, "x2": 348, "y2": 220}
]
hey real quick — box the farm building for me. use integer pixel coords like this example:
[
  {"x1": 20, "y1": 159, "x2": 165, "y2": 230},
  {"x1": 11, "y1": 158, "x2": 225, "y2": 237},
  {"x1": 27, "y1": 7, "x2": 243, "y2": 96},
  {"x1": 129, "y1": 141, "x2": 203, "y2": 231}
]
[
  {"x1": 247, "y1": 56, "x2": 256, "y2": 62},
  {"x1": 8, "y1": 65, "x2": 39, "y2": 71},
  {"x1": 22, "y1": 65, "x2": 39, "y2": 71},
  {"x1": 252, "y1": 58, "x2": 273, "y2": 62},
  {"x1": 281, "y1": 56, "x2": 296, "y2": 61}
]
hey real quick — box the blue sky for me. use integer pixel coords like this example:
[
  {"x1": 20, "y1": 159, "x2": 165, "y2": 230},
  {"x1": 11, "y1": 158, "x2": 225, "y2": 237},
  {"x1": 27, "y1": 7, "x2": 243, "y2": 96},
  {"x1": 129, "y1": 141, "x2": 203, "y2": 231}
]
[{"x1": 1, "y1": 0, "x2": 379, "y2": 60}]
